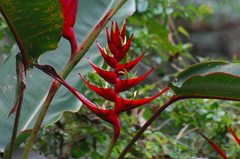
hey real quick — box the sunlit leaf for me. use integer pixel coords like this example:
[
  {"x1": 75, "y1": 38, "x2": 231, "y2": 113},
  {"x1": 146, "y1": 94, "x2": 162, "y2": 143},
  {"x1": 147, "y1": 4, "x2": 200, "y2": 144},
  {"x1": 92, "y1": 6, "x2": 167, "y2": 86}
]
[
  {"x1": 177, "y1": 26, "x2": 190, "y2": 37},
  {"x1": 198, "y1": 4, "x2": 214, "y2": 14}
]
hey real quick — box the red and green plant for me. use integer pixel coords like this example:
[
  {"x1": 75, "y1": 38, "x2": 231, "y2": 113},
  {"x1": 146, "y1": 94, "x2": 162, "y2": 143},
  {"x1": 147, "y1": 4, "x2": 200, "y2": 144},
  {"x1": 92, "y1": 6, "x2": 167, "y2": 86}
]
[{"x1": 0, "y1": 0, "x2": 239, "y2": 158}]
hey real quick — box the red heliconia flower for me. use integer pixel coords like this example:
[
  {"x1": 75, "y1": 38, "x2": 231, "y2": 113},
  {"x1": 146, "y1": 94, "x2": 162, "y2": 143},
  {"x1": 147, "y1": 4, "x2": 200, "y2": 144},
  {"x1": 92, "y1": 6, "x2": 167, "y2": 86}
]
[
  {"x1": 61, "y1": 0, "x2": 78, "y2": 54},
  {"x1": 75, "y1": 22, "x2": 168, "y2": 139},
  {"x1": 34, "y1": 21, "x2": 168, "y2": 151}
]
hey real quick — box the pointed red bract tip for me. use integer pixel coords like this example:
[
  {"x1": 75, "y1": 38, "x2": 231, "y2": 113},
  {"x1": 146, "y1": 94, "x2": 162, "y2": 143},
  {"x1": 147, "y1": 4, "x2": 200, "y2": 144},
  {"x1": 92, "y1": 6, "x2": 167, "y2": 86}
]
[
  {"x1": 115, "y1": 53, "x2": 145, "y2": 76},
  {"x1": 79, "y1": 74, "x2": 119, "y2": 102},
  {"x1": 120, "y1": 23, "x2": 127, "y2": 41},
  {"x1": 88, "y1": 58, "x2": 120, "y2": 84},
  {"x1": 229, "y1": 127, "x2": 240, "y2": 145},
  {"x1": 96, "y1": 41, "x2": 118, "y2": 68},
  {"x1": 199, "y1": 132, "x2": 229, "y2": 159},
  {"x1": 114, "y1": 34, "x2": 133, "y2": 62},
  {"x1": 108, "y1": 21, "x2": 128, "y2": 51},
  {"x1": 114, "y1": 67, "x2": 154, "y2": 93}
]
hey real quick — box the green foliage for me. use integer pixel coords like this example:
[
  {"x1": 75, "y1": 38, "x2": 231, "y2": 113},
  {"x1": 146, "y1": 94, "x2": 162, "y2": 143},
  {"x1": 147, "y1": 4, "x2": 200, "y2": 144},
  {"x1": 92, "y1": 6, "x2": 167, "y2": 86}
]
[
  {"x1": 1, "y1": 0, "x2": 239, "y2": 158},
  {"x1": 160, "y1": 99, "x2": 240, "y2": 158},
  {"x1": 127, "y1": 0, "x2": 212, "y2": 64}
]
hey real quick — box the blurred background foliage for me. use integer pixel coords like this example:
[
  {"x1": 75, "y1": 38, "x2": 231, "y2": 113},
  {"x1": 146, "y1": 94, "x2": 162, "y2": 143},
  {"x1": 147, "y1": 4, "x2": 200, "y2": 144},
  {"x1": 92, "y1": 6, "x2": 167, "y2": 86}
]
[{"x1": 1, "y1": 0, "x2": 240, "y2": 158}]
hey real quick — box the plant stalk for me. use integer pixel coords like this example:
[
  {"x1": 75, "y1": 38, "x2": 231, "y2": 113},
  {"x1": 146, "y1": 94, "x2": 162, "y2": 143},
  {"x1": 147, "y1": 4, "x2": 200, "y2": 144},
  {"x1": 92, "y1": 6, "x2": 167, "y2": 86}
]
[
  {"x1": 8, "y1": 53, "x2": 26, "y2": 159},
  {"x1": 104, "y1": 135, "x2": 117, "y2": 159},
  {"x1": 21, "y1": 1, "x2": 127, "y2": 158},
  {"x1": 21, "y1": 81, "x2": 59, "y2": 159},
  {"x1": 104, "y1": 123, "x2": 120, "y2": 159},
  {"x1": 7, "y1": 95, "x2": 23, "y2": 159}
]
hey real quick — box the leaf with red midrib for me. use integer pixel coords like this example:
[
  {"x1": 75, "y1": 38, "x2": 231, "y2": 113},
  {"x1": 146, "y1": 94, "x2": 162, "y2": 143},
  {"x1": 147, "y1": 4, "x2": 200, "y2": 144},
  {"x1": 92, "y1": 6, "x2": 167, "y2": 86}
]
[
  {"x1": 168, "y1": 62, "x2": 240, "y2": 100},
  {"x1": 0, "y1": 0, "x2": 63, "y2": 65}
]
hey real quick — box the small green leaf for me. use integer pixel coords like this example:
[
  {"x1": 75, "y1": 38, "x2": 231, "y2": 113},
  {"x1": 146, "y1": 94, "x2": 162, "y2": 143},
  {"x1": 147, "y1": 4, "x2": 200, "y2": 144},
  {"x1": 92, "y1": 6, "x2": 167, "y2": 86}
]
[
  {"x1": 198, "y1": 5, "x2": 214, "y2": 14},
  {"x1": 177, "y1": 26, "x2": 190, "y2": 37},
  {"x1": 186, "y1": 5, "x2": 198, "y2": 13}
]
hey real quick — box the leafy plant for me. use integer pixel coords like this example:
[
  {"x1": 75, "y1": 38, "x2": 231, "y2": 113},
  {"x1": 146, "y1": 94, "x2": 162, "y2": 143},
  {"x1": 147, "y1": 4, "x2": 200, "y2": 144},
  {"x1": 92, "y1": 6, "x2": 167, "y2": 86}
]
[
  {"x1": 0, "y1": 0, "x2": 239, "y2": 159},
  {"x1": 0, "y1": 0, "x2": 135, "y2": 158}
]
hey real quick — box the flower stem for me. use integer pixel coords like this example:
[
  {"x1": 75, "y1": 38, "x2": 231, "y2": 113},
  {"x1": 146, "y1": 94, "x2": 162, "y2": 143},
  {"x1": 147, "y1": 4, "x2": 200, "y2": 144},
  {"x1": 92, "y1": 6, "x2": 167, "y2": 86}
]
[
  {"x1": 7, "y1": 53, "x2": 26, "y2": 159},
  {"x1": 21, "y1": 81, "x2": 59, "y2": 159},
  {"x1": 104, "y1": 134, "x2": 117, "y2": 159},
  {"x1": 7, "y1": 95, "x2": 23, "y2": 159},
  {"x1": 104, "y1": 122, "x2": 120, "y2": 159}
]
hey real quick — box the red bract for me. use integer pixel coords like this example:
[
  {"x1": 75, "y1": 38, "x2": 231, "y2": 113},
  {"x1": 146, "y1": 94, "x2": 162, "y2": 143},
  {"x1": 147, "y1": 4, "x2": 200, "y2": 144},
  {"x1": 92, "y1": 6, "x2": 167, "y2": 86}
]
[
  {"x1": 229, "y1": 127, "x2": 240, "y2": 145},
  {"x1": 61, "y1": 0, "x2": 78, "y2": 54},
  {"x1": 80, "y1": 22, "x2": 165, "y2": 116},
  {"x1": 35, "y1": 22, "x2": 168, "y2": 149},
  {"x1": 199, "y1": 132, "x2": 229, "y2": 159},
  {"x1": 199, "y1": 129, "x2": 240, "y2": 159}
]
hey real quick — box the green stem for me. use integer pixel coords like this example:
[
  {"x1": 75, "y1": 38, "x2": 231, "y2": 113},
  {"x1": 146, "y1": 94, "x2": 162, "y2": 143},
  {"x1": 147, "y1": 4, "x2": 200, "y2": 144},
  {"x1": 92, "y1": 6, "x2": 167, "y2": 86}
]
[
  {"x1": 7, "y1": 95, "x2": 23, "y2": 159},
  {"x1": 21, "y1": 1, "x2": 127, "y2": 158},
  {"x1": 104, "y1": 124, "x2": 120, "y2": 159},
  {"x1": 21, "y1": 81, "x2": 59, "y2": 159},
  {"x1": 117, "y1": 97, "x2": 178, "y2": 159},
  {"x1": 104, "y1": 135, "x2": 117, "y2": 159},
  {"x1": 8, "y1": 53, "x2": 26, "y2": 159}
]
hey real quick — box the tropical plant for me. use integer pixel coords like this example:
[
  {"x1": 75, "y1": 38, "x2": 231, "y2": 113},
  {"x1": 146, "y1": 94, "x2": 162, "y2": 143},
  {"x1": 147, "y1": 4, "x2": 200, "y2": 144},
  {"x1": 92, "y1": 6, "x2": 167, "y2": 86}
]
[{"x1": 0, "y1": 0, "x2": 239, "y2": 159}]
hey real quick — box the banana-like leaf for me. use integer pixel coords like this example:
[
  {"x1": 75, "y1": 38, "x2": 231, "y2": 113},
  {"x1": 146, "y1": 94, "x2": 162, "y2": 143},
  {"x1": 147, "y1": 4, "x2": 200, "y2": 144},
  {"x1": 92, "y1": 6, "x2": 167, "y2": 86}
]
[
  {"x1": 0, "y1": 0, "x2": 64, "y2": 64},
  {"x1": 168, "y1": 61, "x2": 240, "y2": 100},
  {"x1": 0, "y1": 0, "x2": 135, "y2": 152}
]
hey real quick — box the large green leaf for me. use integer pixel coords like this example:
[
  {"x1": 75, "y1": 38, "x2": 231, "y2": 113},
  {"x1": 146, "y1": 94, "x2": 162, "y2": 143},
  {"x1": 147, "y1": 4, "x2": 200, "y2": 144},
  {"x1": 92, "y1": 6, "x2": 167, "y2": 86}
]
[
  {"x1": 0, "y1": 0, "x2": 135, "y2": 152},
  {"x1": 168, "y1": 61, "x2": 240, "y2": 100},
  {"x1": 0, "y1": 0, "x2": 63, "y2": 64}
]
